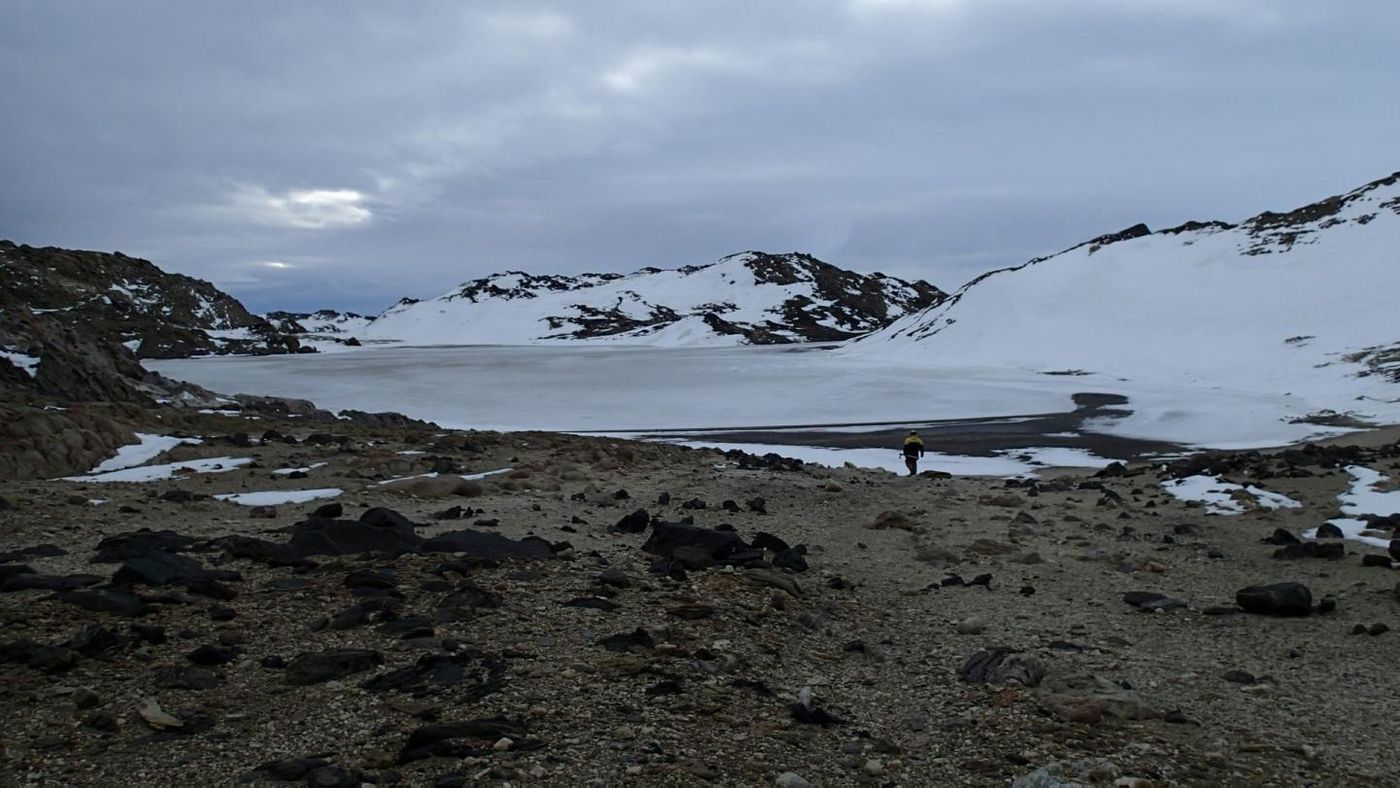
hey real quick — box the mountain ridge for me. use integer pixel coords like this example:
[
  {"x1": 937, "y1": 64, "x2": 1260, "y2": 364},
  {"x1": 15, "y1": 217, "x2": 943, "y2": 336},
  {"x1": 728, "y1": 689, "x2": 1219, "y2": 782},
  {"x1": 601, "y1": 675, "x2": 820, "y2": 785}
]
[{"x1": 323, "y1": 251, "x2": 947, "y2": 347}]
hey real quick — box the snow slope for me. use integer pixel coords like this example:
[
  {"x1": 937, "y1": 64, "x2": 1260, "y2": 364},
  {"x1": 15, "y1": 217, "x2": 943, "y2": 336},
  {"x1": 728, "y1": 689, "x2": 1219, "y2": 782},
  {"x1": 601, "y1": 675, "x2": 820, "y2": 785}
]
[
  {"x1": 357, "y1": 252, "x2": 944, "y2": 347},
  {"x1": 850, "y1": 172, "x2": 1400, "y2": 441}
]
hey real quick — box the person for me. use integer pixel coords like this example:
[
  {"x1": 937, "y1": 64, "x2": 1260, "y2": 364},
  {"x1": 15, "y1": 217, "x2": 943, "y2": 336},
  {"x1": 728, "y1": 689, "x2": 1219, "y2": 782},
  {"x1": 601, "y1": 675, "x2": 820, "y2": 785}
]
[{"x1": 901, "y1": 430, "x2": 925, "y2": 476}]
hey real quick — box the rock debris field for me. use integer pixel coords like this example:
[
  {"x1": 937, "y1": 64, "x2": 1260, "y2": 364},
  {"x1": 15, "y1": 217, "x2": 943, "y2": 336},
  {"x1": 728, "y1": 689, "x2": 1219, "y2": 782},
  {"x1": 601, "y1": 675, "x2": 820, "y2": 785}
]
[{"x1": 1, "y1": 411, "x2": 1399, "y2": 786}]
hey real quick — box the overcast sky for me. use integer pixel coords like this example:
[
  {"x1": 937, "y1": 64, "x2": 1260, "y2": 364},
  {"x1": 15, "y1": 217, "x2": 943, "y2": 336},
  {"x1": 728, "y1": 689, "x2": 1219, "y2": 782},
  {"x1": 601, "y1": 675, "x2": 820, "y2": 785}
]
[{"x1": 2, "y1": 1, "x2": 1397, "y2": 313}]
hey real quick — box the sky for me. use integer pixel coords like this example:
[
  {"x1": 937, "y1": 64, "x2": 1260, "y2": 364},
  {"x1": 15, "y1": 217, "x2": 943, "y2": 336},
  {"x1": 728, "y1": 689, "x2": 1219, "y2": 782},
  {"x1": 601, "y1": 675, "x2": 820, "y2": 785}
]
[{"x1": 1, "y1": 1, "x2": 1397, "y2": 314}]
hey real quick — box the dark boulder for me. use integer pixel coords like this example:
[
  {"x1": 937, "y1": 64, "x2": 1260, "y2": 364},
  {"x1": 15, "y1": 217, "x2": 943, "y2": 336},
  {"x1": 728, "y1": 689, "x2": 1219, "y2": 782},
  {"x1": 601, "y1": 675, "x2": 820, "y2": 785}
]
[
  {"x1": 1272, "y1": 542, "x2": 1344, "y2": 560},
  {"x1": 1315, "y1": 522, "x2": 1344, "y2": 539},
  {"x1": 59, "y1": 589, "x2": 148, "y2": 617},
  {"x1": 1, "y1": 571, "x2": 104, "y2": 592},
  {"x1": 284, "y1": 649, "x2": 384, "y2": 686},
  {"x1": 1262, "y1": 528, "x2": 1300, "y2": 546},
  {"x1": 93, "y1": 529, "x2": 200, "y2": 562},
  {"x1": 641, "y1": 522, "x2": 747, "y2": 563},
  {"x1": 399, "y1": 717, "x2": 526, "y2": 763},
  {"x1": 421, "y1": 529, "x2": 555, "y2": 561},
  {"x1": 286, "y1": 516, "x2": 423, "y2": 558},
  {"x1": 1236, "y1": 582, "x2": 1313, "y2": 617},
  {"x1": 612, "y1": 509, "x2": 650, "y2": 534}
]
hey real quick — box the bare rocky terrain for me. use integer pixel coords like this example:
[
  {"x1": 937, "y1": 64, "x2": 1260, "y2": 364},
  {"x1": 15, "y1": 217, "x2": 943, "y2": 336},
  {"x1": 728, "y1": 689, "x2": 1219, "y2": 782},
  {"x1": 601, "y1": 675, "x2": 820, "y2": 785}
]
[{"x1": 2, "y1": 408, "x2": 1397, "y2": 787}]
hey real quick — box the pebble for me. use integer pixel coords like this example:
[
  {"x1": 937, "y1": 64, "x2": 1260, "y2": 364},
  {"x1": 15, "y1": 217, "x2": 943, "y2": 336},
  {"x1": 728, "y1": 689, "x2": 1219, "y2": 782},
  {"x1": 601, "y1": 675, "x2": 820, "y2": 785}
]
[{"x1": 774, "y1": 772, "x2": 810, "y2": 787}]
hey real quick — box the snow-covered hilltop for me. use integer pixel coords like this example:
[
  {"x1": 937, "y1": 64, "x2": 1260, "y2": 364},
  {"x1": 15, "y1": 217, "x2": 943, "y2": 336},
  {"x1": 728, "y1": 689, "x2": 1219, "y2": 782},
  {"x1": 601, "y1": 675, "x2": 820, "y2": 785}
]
[
  {"x1": 354, "y1": 252, "x2": 946, "y2": 346},
  {"x1": 852, "y1": 172, "x2": 1400, "y2": 428}
]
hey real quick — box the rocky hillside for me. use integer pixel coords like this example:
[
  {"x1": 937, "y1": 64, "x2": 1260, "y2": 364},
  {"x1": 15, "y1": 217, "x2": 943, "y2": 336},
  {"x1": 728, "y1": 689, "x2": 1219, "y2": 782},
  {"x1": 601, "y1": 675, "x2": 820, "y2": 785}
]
[
  {"x1": 0, "y1": 241, "x2": 303, "y2": 361},
  {"x1": 851, "y1": 172, "x2": 1400, "y2": 424},
  {"x1": 354, "y1": 252, "x2": 946, "y2": 346}
]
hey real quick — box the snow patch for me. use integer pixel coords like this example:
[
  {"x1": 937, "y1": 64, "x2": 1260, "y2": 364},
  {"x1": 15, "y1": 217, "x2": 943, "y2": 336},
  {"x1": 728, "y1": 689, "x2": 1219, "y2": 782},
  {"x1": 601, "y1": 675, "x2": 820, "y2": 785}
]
[
  {"x1": 273, "y1": 462, "x2": 328, "y2": 476},
  {"x1": 65, "y1": 456, "x2": 254, "y2": 483},
  {"x1": 215, "y1": 488, "x2": 343, "y2": 506},
  {"x1": 1301, "y1": 465, "x2": 1400, "y2": 548},
  {"x1": 1161, "y1": 475, "x2": 1302, "y2": 515},
  {"x1": 1, "y1": 350, "x2": 39, "y2": 377},
  {"x1": 89, "y1": 433, "x2": 203, "y2": 474}
]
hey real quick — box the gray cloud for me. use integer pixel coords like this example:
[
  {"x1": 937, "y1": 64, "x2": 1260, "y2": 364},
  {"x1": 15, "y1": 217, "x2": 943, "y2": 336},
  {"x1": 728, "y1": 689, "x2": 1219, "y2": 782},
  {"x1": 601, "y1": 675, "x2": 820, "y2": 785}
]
[{"x1": 1, "y1": 0, "x2": 1397, "y2": 313}]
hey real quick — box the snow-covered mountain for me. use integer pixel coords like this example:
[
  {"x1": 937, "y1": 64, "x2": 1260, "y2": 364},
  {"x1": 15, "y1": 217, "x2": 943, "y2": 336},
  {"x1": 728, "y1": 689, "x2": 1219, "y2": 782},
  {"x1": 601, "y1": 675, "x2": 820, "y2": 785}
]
[
  {"x1": 265, "y1": 309, "x2": 377, "y2": 336},
  {"x1": 851, "y1": 172, "x2": 1400, "y2": 424},
  {"x1": 354, "y1": 252, "x2": 946, "y2": 346}
]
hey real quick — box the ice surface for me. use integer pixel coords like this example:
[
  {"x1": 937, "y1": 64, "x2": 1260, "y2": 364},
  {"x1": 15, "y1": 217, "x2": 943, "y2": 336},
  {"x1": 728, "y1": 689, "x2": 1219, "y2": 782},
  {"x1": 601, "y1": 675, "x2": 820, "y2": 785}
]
[
  {"x1": 64, "y1": 456, "x2": 254, "y2": 483},
  {"x1": 150, "y1": 344, "x2": 1362, "y2": 459},
  {"x1": 88, "y1": 433, "x2": 202, "y2": 473},
  {"x1": 214, "y1": 488, "x2": 343, "y2": 506}
]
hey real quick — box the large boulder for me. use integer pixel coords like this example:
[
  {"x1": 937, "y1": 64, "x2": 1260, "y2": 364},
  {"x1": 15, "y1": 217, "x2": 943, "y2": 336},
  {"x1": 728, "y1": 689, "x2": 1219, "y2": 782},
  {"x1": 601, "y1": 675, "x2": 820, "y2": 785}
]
[{"x1": 1236, "y1": 582, "x2": 1313, "y2": 616}]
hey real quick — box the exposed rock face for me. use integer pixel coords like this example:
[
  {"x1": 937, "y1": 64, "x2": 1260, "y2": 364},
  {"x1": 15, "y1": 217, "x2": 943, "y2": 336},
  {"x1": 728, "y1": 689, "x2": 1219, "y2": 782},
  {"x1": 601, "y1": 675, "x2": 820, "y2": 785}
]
[
  {"x1": 357, "y1": 251, "x2": 947, "y2": 346},
  {"x1": 0, "y1": 240, "x2": 301, "y2": 359},
  {"x1": 0, "y1": 405, "x2": 138, "y2": 480}
]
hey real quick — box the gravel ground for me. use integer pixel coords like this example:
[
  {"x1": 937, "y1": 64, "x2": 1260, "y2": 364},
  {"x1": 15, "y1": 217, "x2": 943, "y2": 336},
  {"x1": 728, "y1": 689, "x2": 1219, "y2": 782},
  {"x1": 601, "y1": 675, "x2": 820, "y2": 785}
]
[{"x1": 1, "y1": 412, "x2": 1397, "y2": 787}]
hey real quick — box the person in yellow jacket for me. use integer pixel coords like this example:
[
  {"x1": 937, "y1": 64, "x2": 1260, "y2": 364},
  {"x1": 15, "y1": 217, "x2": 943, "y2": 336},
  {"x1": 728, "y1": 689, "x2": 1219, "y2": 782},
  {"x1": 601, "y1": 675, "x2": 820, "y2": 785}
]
[{"x1": 901, "y1": 430, "x2": 925, "y2": 476}]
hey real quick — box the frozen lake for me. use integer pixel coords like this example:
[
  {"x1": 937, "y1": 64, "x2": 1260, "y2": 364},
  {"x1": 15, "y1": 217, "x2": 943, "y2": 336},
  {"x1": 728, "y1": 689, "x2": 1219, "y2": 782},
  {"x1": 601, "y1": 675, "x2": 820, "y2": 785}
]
[{"x1": 149, "y1": 344, "x2": 1344, "y2": 475}]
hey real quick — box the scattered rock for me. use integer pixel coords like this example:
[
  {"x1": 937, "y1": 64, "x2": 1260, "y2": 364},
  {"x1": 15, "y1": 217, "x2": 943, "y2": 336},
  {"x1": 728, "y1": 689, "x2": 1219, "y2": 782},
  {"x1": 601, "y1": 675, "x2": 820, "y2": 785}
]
[
  {"x1": 959, "y1": 648, "x2": 1045, "y2": 687},
  {"x1": 1122, "y1": 591, "x2": 1187, "y2": 612}
]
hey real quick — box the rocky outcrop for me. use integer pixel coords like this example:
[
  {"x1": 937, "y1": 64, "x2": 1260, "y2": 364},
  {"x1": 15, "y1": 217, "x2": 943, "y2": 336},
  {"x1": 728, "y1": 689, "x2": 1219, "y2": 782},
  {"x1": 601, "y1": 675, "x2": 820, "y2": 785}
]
[
  {"x1": 0, "y1": 240, "x2": 302, "y2": 359},
  {"x1": 0, "y1": 405, "x2": 138, "y2": 480}
]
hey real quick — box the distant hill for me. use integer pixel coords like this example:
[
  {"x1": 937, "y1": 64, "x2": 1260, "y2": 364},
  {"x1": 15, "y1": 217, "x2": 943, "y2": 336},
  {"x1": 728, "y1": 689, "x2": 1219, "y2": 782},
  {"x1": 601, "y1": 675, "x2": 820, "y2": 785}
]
[{"x1": 347, "y1": 252, "x2": 946, "y2": 347}]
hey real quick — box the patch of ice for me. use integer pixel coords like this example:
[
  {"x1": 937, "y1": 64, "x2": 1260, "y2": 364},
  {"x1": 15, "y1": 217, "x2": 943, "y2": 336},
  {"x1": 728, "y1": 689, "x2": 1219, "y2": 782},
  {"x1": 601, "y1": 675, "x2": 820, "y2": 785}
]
[
  {"x1": 1161, "y1": 475, "x2": 1302, "y2": 515},
  {"x1": 65, "y1": 456, "x2": 254, "y2": 483},
  {"x1": 214, "y1": 488, "x2": 343, "y2": 506},
  {"x1": 396, "y1": 450, "x2": 426, "y2": 455},
  {"x1": 88, "y1": 433, "x2": 203, "y2": 474}
]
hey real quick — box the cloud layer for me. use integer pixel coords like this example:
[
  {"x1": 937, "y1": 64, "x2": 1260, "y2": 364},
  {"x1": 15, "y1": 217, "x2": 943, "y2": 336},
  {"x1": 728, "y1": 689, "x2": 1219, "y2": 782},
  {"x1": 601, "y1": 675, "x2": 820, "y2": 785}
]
[{"x1": 1, "y1": 1, "x2": 1396, "y2": 312}]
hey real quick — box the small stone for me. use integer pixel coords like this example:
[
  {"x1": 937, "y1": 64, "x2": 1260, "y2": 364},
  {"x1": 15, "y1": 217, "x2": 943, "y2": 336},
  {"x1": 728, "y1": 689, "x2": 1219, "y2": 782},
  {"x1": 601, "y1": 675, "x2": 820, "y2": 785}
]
[
  {"x1": 862, "y1": 758, "x2": 886, "y2": 776},
  {"x1": 492, "y1": 737, "x2": 514, "y2": 751},
  {"x1": 137, "y1": 698, "x2": 183, "y2": 730},
  {"x1": 956, "y1": 617, "x2": 986, "y2": 635},
  {"x1": 774, "y1": 772, "x2": 810, "y2": 788}
]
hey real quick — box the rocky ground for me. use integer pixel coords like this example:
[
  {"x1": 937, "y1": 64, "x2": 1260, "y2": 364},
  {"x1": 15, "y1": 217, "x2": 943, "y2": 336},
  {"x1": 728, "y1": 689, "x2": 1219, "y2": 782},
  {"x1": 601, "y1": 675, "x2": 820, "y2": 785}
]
[{"x1": 1, "y1": 410, "x2": 1398, "y2": 787}]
